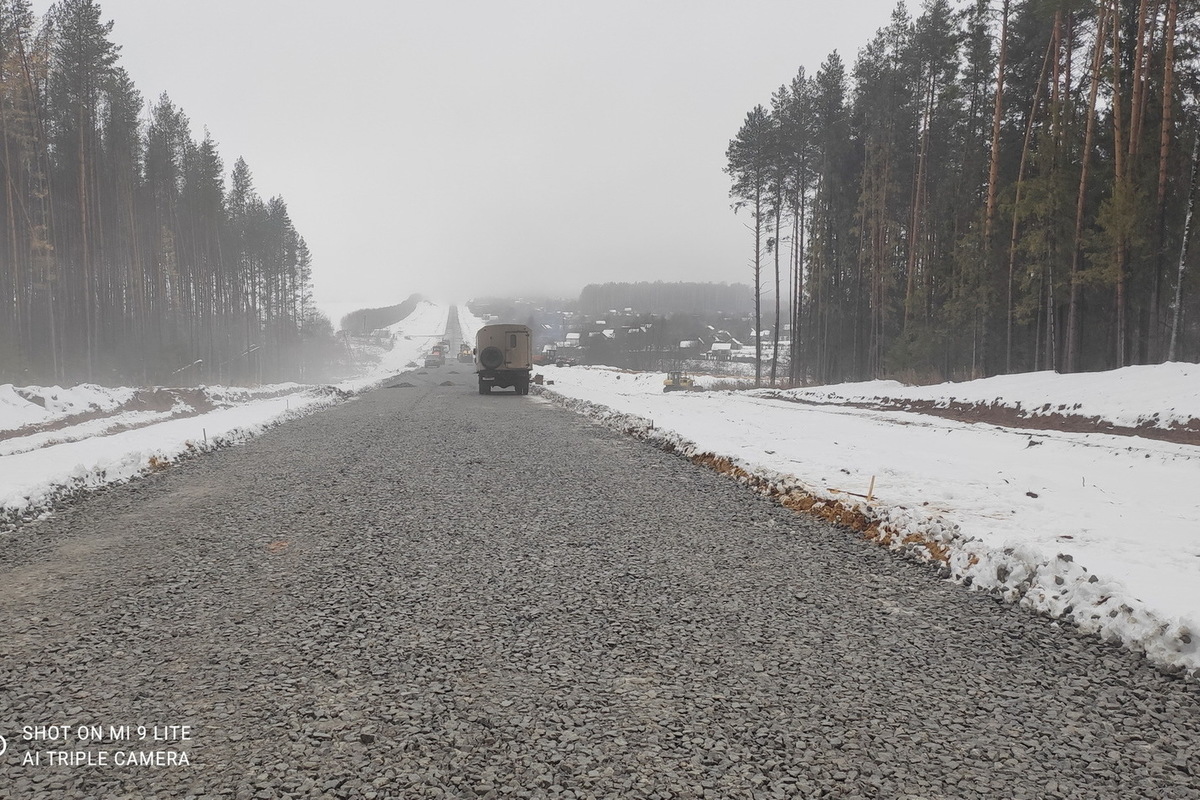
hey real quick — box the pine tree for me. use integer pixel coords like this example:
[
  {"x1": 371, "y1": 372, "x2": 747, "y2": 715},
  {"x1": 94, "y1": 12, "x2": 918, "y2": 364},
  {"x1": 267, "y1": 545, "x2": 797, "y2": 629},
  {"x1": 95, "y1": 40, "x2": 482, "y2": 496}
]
[
  {"x1": 808, "y1": 51, "x2": 855, "y2": 382},
  {"x1": 725, "y1": 0, "x2": 1200, "y2": 380},
  {"x1": 47, "y1": 0, "x2": 119, "y2": 378},
  {"x1": 726, "y1": 105, "x2": 771, "y2": 386},
  {"x1": 782, "y1": 67, "x2": 816, "y2": 385}
]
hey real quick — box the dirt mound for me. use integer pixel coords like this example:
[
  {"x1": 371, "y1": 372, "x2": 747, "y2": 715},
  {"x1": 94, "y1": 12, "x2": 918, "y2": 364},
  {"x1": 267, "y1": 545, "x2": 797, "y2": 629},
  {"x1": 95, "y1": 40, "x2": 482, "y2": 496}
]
[
  {"x1": 771, "y1": 394, "x2": 1200, "y2": 446},
  {"x1": 879, "y1": 398, "x2": 1200, "y2": 446},
  {"x1": 1, "y1": 387, "x2": 213, "y2": 442},
  {"x1": 131, "y1": 387, "x2": 213, "y2": 413}
]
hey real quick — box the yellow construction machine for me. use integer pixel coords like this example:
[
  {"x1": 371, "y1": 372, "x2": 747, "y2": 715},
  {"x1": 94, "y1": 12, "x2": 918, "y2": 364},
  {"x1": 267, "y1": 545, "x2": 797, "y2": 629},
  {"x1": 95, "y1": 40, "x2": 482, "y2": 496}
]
[{"x1": 662, "y1": 371, "x2": 697, "y2": 393}]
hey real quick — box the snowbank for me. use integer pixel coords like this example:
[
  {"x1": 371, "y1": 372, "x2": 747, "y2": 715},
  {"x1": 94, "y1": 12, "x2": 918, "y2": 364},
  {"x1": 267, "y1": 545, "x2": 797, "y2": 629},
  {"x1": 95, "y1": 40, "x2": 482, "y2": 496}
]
[
  {"x1": 1, "y1": 299, "x2": 454, "y2": 527},
  {"x1": 0, "y1": 383, "x2": 135, "y2": 428},
  {"x1": 535, "y1": 364, "x2": 1200, "y2": 676},
  {"x1": 335, "y1": 300, "x2": 449, "y2": 392},
  {"x1": 0, "y1": 387, "x2": 346, "y2": 526},
  {"x1": 768, "y1": 362, "x2": 1200, "y2": 431},
  {"x1": 457, "y1": 303, "x2": 487, "y2": 344}
]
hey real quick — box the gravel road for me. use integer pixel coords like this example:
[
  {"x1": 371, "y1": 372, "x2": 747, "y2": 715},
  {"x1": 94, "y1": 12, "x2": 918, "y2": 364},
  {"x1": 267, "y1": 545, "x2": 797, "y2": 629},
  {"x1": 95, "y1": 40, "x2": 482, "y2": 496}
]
[{"x1": 1, "y1": 341, "x2": 1199, "y2": 798}]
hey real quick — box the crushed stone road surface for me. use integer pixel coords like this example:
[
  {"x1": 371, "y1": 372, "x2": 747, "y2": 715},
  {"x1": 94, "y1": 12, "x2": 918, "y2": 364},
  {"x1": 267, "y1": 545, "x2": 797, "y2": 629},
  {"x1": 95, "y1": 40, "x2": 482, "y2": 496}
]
[{"x1": 1, "y1": 357, "x2": 1199, "y2": 799}]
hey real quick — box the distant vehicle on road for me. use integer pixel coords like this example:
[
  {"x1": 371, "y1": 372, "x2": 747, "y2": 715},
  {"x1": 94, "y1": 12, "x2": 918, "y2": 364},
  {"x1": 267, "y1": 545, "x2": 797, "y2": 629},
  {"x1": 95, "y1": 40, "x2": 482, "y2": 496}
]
[
  {"x1": 458, "y1": 343, "x2": 473, "y2": 363},
  {"x1": 476, "y1": 324, "x2": 532, "y2": 395},
  {"x1": 663, "y1": 371, "x2": 697, "y2": 392}
]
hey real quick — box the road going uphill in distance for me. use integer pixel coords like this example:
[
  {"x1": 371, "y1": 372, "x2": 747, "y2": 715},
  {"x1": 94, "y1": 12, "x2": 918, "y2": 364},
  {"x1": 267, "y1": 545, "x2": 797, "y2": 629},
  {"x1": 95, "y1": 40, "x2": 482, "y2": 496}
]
[{"x1": 1, "y1": 322, "x2": 1198, "y2": 797}]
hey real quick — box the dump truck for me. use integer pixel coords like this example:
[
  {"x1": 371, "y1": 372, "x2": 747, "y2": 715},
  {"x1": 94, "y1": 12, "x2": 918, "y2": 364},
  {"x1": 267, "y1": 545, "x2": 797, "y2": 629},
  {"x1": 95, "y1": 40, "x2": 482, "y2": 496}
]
[{"x1": 476, "y1": 323, "x2": 533, "y2": 395}]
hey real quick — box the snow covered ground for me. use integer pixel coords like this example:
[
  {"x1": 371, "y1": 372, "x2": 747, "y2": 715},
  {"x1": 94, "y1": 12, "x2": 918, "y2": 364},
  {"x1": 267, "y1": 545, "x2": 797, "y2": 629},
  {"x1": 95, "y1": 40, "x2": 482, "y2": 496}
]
[
  {"x1": 535, "y1": 363, "x2": 1200, "y2": 676},
  {"x1": 6, "y1": 296, "x2": 1198, "y2": 677},
  {"x1": 0, "y1": 300, "x2": 454, "y2": 526},
  {"x1": 457, "y1": 302, "x2": 487, "y2": 343},
  {"x1": 0, "y1": 384, "x2": 340, "y2": 525},
  {"x1": 760, "y1": 362, "x2": 1200, "y2": 431},
  {"x1": 337, "y1": 299, "x2": 449, "y2": 392}
]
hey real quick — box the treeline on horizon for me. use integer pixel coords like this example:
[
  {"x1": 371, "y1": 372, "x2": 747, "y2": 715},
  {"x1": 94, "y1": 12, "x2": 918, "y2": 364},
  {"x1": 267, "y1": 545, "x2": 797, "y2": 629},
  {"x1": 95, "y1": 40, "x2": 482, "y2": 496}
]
[
  {"x1": 578, "y1": 281, "x2": 753, "y2": 316},
  {"x1": 728, "y1": 0, "x2": 1200, "y2": 387},
  {"x1": 339, "y1": 295, "x2": 421, "y2": 336},
  {"x1": 0, "y1": 0, "x2": 329, "y2": 387}
]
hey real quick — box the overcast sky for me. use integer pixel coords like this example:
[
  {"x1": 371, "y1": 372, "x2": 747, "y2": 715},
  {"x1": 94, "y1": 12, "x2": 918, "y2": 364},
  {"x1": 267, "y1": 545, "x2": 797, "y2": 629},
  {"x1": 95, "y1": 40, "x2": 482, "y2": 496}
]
[{"x1": 33, "y1": 0, "x2": 905, "y2": 314}]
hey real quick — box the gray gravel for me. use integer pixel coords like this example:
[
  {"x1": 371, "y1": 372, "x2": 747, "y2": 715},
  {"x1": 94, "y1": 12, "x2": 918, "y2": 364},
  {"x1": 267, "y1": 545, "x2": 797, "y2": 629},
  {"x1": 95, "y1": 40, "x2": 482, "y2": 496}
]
[{"x1": 1, "y1": 364, "x2": 1199, "y2": 799}]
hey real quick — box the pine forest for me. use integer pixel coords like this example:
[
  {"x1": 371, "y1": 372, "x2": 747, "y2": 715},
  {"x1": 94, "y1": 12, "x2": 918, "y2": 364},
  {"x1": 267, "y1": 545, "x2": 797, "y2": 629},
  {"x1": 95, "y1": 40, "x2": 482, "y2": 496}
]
[
  {"x1": 0, "y1": 0, "x2": 329, "y2": 386},
  {"x1": 727, "y1": 0, "x2": 1200, "y2": 386}
]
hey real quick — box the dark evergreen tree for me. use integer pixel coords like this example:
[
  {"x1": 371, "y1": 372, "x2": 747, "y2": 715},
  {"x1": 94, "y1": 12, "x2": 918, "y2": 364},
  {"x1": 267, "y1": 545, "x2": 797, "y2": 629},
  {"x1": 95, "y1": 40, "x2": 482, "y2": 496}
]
[
  {"x1": 726, "y1": 104, "x2": 771, "y2": 386},
  {"x1": 724, "y1": 0, "x2": 1200, "y2": 383},
  {"x1": 47, "y1": 0, "x2": 119, "y2": 378},
  {"x1": 0, "y1": 3, "x2": 331, "y2": 385}
]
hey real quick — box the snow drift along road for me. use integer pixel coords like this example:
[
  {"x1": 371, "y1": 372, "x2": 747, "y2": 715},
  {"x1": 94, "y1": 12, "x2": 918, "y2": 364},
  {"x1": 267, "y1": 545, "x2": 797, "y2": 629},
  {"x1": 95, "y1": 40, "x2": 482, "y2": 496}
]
[{"x1": 535, "y1": 363, "x2": 1200, "y2": 676}]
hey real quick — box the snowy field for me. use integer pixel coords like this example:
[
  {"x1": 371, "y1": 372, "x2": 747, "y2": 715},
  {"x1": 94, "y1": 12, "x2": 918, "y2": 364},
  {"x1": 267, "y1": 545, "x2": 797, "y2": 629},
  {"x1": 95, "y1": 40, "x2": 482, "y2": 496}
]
[
  {"x1": 535, "y1": 363, "x2": 1200, "y2": 676},
  {"x1": 0, "y1": 300, "x2": 453, "y2": 525}
]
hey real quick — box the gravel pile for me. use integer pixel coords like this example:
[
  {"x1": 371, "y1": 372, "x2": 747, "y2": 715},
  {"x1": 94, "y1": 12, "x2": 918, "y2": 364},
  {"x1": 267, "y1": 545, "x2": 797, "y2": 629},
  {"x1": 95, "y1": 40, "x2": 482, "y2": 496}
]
[{"x1": 1, "y1": 370, "x2": 1198, "y2": 799}]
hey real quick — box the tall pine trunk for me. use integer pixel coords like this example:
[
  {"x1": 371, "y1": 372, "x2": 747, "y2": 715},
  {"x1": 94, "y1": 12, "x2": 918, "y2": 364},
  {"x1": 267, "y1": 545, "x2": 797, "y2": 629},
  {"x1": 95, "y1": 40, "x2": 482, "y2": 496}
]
[
  {"x1": 983, "y1": 0, "x2": 1010, "y2": 375},
  {"x1": 1006, "y1": 30, "x2": 1054, "y2": 372},
  {"x1": 1068, "y1": 6, "x2": 1109, "y2": 373},
  {"x1": 754, "y1": 190, "x2": 763, "y2": 387},
  {"x1": 1168, "y1": 130, "x2": 1198, "y2": 361},
  {"x1": 771, "y1": 197, "x2": 781, "y2": 387},
  {"x1": 1152, "y1": 0, "x2": 1178, "y2": 361}
]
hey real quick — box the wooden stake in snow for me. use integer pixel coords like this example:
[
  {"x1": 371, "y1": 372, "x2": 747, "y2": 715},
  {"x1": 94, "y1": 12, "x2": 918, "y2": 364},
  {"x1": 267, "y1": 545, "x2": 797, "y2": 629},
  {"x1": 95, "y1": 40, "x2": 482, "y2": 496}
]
[{"x1": 866, "y1": 475, "x2": 876, "y2": 503}]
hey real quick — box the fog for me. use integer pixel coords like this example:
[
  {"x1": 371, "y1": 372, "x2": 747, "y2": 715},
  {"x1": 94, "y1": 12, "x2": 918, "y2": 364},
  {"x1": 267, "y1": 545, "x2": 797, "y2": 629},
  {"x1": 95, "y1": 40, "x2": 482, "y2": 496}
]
[{"x1": 32, "y1": 0, "x2": 901, "y2": 311}]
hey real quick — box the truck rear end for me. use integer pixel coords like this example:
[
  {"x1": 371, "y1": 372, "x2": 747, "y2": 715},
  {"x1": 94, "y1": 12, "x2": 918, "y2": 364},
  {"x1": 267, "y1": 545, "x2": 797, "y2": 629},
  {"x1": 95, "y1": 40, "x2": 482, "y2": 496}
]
[{"x1": 476, "y1": 324, "x2": 533, "y2": 395}]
